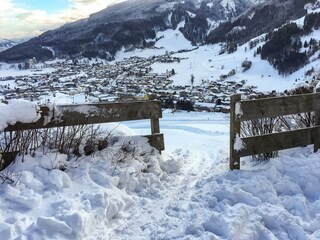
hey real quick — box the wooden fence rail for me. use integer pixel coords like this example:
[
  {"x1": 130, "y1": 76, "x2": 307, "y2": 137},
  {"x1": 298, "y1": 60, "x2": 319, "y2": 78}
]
[
  {"x1": 1, "y1": 101, "x2": 164, "y2": 169},
  {"x1": 230, "y1": 93, "x2": 320, "y2": 170}
]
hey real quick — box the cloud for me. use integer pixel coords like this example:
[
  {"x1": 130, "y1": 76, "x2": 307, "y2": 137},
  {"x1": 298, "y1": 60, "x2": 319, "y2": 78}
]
[
  {"x1": 16, "y1": 12, "x2": 33, "y2": 20},
  {"x1": 72, "y1": 0, "x2": 99, "y2": 4},
  {"x1": 0, "y1": 0, "x2": 125, "y2": 39}
]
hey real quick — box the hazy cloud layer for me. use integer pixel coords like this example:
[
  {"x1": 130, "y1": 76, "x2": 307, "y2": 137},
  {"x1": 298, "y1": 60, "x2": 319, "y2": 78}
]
[{"x1": 0, "y1": 0, "x2": 125, "y2": 39}]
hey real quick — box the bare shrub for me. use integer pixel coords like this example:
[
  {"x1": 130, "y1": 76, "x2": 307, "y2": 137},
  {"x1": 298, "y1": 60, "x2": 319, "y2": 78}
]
[
  {"x1": 0, "y1": 123, "x2": 108, "y2": 169},
  {"x1": 241, "y1": 86, "x2": 316, "y2": 162},
  {"x1": 0, "y1": 129, "x2": 43, "y2": 164},
  {"x1": 0, "y1": 165, "x2": 21, "y2": 184},
  {"x1": 241, "y1": 117, "x2": 282, "y2": 161},
  {"x1": 110, "y1": 138, "x2": 140, "y2": 176},
  {"x1": 285, "y1": 85, "x2": 315, "y2": 129}
]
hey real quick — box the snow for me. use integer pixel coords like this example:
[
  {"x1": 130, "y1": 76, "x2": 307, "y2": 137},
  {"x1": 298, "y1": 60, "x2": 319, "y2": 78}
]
[
  {"x1": 0, "y1": 99, "x2": 40, "y2": 131},
  {"x1": 186, "y1": 11, "x2": 196, "y2": 18},
  {"x1": 221, "y1": 0, "x2": 236, "y2": 14},
  {"x1": 42, "y1": 46, "x2": 56, "y2": 57},
  {"x1": 1, "y1": 107, "x2": 320, "y2": 239},
  {"x1": 0, "y1": 62, "x2": 56, "y2": 77},
  {"x1": 235, "y1": 101, "x2": 243, "y2": 117},
  {"x1": 207, "y1": 2, "x2": 213, "y2": 8},
  {"x1": 115, "y1": 21, "x2": 192, "y2": 60},
  {"x1": 234, "y1": 133, "x2": 245, "y2": 151}
]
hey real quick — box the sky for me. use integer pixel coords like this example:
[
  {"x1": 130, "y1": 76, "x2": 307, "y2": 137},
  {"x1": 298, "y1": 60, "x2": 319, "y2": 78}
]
[{"x1": 0, "y1": 0, "x2": 125, "y2": 40}]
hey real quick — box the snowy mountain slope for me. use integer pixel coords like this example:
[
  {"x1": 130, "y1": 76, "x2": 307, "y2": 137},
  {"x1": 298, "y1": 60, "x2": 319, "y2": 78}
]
[
  {"x1": 0, "y1": 0, "x2": 316, "y2": 81},
  {"x1": 113, "y1": 23, "x2": 309, "y2": 92},
  {"x1": 0, "y1": 0, "x2": 263, "y2": 62},
  {"x1": 206, "y1": 0, "x2": 308, "y2": 45},
  {"x1": 0, "y1": 39, "x2": 17, "y2": 53},
  {"x1": 0, "y1": 38, "x2": 30, "y2": 53},
  {"x1": 1, "y1": 13, "x2": 318, "y2": 96}
]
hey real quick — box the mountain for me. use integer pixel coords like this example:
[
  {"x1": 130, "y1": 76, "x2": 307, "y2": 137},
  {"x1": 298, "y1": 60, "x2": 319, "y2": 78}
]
[
  {"x1": 0, "y1": 0, "x2": 314, "y2": 64},
  {"x1": 0, "y1": 0, "x2": 264, "y2": 62},
  {"x1": 0, "y1": 37, "x2": 31, "y2": 53},
  {"x1": 206, "y1": 0, "x2": 308, "y2": 45},
  {"x1": 0, "y1": 39, "x2": 18, "y2": 53}
]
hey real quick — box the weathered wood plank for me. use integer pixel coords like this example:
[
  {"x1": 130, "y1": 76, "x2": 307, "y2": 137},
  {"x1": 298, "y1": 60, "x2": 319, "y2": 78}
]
[
  {"x1": 238, "y1": 93, "x2": 320, "y2": 121},
  {"x1": 144, "y1": 133, "x2": 165, "y2": 152},
  {"x1": 4, "y1": 101, "x2": 162, "y2": 131},
  {"x1": 0, "y1": 151, "x2": 18, "y2": 171},
  {"x1": 230, "y1": 94, "x2": 241, "y2": 170},
  {"x1": 238, "y1": 127, "x2": 319, "y2": 157}
]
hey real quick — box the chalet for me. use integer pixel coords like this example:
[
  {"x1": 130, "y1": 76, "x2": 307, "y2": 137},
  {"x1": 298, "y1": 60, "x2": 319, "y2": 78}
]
[
  {"x1": 156, "y1": 73, "x2": 171, "y2": 80},
  {"x1": 144, "y1": 73, "x2": 158, "y2": 80},
  {"x1": 63, "y1": 82, "x2": 77, "y2": 88}
]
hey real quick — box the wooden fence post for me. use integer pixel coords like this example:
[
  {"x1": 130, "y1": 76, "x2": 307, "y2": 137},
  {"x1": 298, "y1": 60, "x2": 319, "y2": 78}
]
[
  {"x1": 314, "y1": 110, "x2": 320, "y2": 153},
  {"x1": 151, "y1": 118, "x2": 160, "y2": 134},
  {"x1": 230, "y1": 94, "x2": 241, "y2": 170}
]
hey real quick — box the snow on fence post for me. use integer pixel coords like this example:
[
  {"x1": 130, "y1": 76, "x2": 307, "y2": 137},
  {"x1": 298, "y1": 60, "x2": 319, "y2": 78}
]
[{"x1": 230, "y1": 94, "x2": 241, "y2": 170}]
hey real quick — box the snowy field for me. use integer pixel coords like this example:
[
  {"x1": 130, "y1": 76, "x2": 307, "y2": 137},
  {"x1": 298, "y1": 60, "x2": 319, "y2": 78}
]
[{"x1": 1, "y1": 107, "x2": 320, "y2": 239}]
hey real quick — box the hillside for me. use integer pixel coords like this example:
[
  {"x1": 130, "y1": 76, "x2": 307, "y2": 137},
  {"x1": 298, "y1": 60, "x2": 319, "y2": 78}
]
[
  {"x1": 206, "y1": 0, "x2": 308, "y2": 45},
  {"x1": 0, "y1": 39, "x2": 18, "y2": 53},
  {"x1": 0, "y1": 0, "x2": 264, "y2": 62},
  {"x1": 0, "y1": 0, "x2": 317, "y2": 80}
]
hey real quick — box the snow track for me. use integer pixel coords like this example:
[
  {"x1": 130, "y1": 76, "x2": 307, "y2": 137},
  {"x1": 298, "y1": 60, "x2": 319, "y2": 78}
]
[
  {"x1": 110, "y1": 111, "x2": 230, "y2": 239},
  {"x1": 110, "y1": 151, "x2": 226, "y2": 239},
  {"x1": 111, "y1": 111, "x2": 320, "y2": 240}
]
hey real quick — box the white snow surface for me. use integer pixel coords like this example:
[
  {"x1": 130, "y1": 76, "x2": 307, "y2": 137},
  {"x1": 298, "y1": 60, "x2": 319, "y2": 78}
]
[
  {"x1": 234, "y1": 133, "x2": 245, "y2": 151},
  {"x1": 1, "y1": 110, "x2": 320, "y2": 239},
  {"x1": 0, "y1": 62, "x2": 56, "y2": 77},
  {"x1": 0, "y1": 99, "x2": 40, "y2": 131}
]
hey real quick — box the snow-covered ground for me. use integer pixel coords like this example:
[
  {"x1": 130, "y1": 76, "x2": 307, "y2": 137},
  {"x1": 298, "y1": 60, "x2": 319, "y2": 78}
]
[
  {"x1": 0, "y1": 63, "x2": 56, "y2": 78},
  {"x1": 1, "y1": 109, "x2": 320, "y2": 239}
]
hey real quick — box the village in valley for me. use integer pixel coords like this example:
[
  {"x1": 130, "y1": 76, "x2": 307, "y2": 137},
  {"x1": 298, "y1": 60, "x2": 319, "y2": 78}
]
[{"x1": 0, "y1": 52, "x2": 260, "y2": 112}]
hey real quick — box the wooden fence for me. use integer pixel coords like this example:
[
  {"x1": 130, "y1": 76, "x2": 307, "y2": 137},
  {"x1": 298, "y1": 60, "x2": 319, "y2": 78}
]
[
  {"x1": 1, "y1": 101, "x2": 164, "y2": 169},
  {"x1": 230, "y1": 93, "x2": 320, "y2": 170}
]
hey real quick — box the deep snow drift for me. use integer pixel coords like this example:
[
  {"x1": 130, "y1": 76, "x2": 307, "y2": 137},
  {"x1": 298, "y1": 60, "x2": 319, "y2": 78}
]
[{"x1": 0, "y1": 110, "x2": 320, "y2": 239}]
